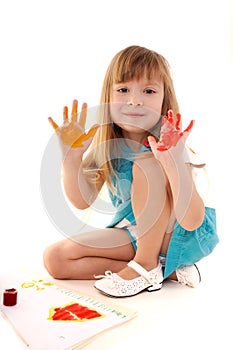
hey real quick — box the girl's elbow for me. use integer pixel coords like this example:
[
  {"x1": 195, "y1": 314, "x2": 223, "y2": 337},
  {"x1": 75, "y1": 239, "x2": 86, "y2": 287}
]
[{"x1": 67, "y1": 195, "x2": 90, "y2": 210}]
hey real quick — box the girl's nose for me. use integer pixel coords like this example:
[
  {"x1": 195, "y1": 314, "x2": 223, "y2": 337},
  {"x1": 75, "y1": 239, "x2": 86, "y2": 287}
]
[{"x1": 127, "y1": 91, "x2": 143, "y2": 106}]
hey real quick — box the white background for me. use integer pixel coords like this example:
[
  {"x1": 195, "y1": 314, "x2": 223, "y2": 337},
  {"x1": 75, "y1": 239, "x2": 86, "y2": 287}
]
[
  {"x1": 0, "y1": 2, "x2": 232, "y2": 350},
  {"x1": 0, "y1": 0, "x2": 232, "y2": 269}
]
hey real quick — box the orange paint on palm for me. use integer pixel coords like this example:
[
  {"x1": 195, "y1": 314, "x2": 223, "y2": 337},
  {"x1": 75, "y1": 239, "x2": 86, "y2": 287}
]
[
  {"x1": 48, "y1": 100, "x2": 99, "y2": 148},
  {"x1": 58, "y1": 124, "x2": 99, "y2": 148}
]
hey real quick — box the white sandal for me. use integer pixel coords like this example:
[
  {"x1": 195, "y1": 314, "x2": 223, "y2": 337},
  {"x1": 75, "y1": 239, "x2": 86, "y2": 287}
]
[
  {"x1": 176, "y1": 264, "x2": 201, "y2": 287},
  {"x1": 94, "y1": 260, "x2": 163, "y2": 297}
]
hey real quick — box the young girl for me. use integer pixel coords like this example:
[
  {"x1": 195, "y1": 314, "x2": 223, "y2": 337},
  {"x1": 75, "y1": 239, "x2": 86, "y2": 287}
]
[{"x1": 44, "y1": 45, "x2": 218, "y2": 297}]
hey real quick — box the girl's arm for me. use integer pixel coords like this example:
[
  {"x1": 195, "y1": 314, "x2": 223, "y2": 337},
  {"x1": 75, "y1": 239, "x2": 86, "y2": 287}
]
[
  {"x1": 61, "y1": 152, "x2": 104, "y2": 210},
  {"x1": 148, "y1": 112, "x2": 205, "y2": 231},
  {"x1": 158, "y1": 147, "x2": 205, "y2": 231},
  {"x1": 49, "y1": 100, "x2": 101, "y2": 210}
]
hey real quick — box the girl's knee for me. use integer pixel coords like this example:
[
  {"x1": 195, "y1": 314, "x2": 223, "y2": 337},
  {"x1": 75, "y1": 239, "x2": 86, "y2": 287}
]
[
  {"x1": 133, "y1": 156, "x2": 166, "y2": 183},
  {"x1": 132, "y1": 156, "x2": 167, "y2": 195},
  {"x1": 132, "y1": 156, "x2": 171, "y2": 225},
  {"x1": 43, "y1": 243, "x2": 68, "y2": 279}
]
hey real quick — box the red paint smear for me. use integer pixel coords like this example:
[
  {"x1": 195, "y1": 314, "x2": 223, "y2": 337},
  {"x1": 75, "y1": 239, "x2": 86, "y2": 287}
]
[{"x1": 50, "y1": 302, "x2": 102, "y2": 321}]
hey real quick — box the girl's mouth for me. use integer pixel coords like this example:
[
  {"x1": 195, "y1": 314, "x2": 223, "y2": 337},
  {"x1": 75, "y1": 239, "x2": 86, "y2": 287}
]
[{"x1": 123, "y1": 113, "x2": 145, "y2": 118}]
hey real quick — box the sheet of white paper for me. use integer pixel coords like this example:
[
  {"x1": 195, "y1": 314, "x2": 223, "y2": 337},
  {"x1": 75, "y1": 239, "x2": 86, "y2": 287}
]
[{"x1": 0, "y1": 277, "x2": 136, "y2": 350}]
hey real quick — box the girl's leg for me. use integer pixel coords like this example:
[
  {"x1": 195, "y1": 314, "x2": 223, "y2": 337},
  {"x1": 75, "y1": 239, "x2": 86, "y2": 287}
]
[
  {"x1": 43, "y1": 228, "x2": 135, "y2": 280},
  {"x1": 118, "y1": 156, "x2": 171, "y2": 280},
  {"x1": 160, "y1": 231, "x2": 177, "y2": 280}
]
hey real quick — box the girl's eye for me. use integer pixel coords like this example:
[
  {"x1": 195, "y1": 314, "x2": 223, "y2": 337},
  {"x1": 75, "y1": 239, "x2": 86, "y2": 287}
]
[
  {"x1": 117, "y1": 88, "x2": 128, "y2": 93},
  {"x1": 144, "y1": 89, "x2": 156, "y2": 94}
]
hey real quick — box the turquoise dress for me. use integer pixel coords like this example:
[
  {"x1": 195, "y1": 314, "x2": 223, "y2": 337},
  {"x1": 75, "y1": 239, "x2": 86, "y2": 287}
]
[{"x1": 106, "y1": 139, "x2": 219, "y2": 278}]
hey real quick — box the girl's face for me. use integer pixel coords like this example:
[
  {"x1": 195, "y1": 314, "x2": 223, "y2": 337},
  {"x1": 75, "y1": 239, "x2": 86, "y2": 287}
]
[{"x1": 110, "y1": 72, "x2": 164, "y2": 141}]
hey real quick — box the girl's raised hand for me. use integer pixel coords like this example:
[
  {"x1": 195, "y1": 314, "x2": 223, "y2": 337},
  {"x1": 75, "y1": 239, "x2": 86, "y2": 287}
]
[
  {"x1": 148, "y1": 110, "x2": 194, "y2": 153},
  {"x1": 156, "y1": 110, "x2": 194, "y2": 151},
  {"x1": 48, "y1": 100, "x2": 99, "y2": 155}
]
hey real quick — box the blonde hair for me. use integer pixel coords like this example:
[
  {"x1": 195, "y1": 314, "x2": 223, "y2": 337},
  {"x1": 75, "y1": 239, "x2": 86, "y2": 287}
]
[{"x1": 83, "y1": 45, "x2": 179, "y2": 190}]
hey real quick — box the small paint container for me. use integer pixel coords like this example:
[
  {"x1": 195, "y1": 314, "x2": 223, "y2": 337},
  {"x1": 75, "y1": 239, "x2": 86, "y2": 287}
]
[{"x1": 3, "y1": 288, "x2": 18, "y2": 306}]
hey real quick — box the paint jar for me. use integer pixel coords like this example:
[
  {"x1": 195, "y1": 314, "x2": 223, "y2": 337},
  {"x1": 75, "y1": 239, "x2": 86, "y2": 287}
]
[{"x1": 3, "y1": 288, "x2": 18, "y2": 306}]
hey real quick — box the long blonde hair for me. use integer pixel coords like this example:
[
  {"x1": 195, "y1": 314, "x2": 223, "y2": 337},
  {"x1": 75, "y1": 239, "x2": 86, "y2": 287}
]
[{"x1": 83, "y1": 45, "x2": 179, "y2": 189}]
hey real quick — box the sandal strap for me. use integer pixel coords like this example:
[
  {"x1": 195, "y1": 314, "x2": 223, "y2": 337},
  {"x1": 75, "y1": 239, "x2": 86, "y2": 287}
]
[{"x1": 127, "y1": 260, "x2": 151, "y2": 282}]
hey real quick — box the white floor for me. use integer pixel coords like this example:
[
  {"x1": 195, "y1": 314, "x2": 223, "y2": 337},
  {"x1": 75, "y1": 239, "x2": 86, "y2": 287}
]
[{"x1": 0, "y1": 222, "x2": 231, "y2": 350}]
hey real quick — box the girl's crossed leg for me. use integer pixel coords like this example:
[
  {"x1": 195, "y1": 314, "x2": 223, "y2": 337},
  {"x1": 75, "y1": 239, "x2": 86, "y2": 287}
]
[{"x1": 43, "y1": 227, "x2": 135, "y2": 280}]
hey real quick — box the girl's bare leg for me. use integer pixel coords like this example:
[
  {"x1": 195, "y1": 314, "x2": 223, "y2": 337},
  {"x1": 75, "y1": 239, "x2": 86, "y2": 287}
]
[
  {"x1": 160, "y1": 232, "x2": 178, "y2": 280},
  {"x1": 43, "y1": 228, "x2": 135, "y2": 279},
  {"x1": 118, "y1": 156, "x2": 171, "y2": 280}
]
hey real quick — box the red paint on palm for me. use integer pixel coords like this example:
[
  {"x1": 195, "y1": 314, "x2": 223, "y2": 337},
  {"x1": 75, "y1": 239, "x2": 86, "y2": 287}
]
[{"x1": 157, "y1": 110, "x2": 194, "y2": 151}]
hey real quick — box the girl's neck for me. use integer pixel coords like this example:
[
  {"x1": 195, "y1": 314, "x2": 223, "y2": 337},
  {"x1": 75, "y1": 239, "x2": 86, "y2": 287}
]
[{"x1": 122, "y1": 130, "x2": 148, "y2": 152}]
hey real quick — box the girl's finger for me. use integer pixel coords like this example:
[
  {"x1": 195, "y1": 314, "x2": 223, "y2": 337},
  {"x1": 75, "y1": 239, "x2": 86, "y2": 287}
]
[
  {"x1": 147, "y1": 135, "x2": 158, "y2": 152},
  {"x1": 71, "y1": 99, "x2": 78, "y2": 123},
  {"x1": 63, "y1": 106, "x2": 68, "y2": 123},
  {"x1": 72, "y1": 124, "x2": 99, "y2": 148},
  {"x1": 80, "y1": 124, "x2": 99, "y2": 141},
  {"x1": 48, "y1": 117, "x2": 59, "y2": 131},
  {"x1": 167, "y1": 109, "x2": 174, "y2": 124},
  {"x1": 175, "y1": 113, "x2": 181, "y2": 130},
  {"x1": 148, "y1": 135, "x2": 168, "y2": 153},
  {"x1": 79, "y1": 102, "x2": 87, "y2": 129},
  {"x1": 183, "y1": 120, "x2": 195, "y2": 134}
]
